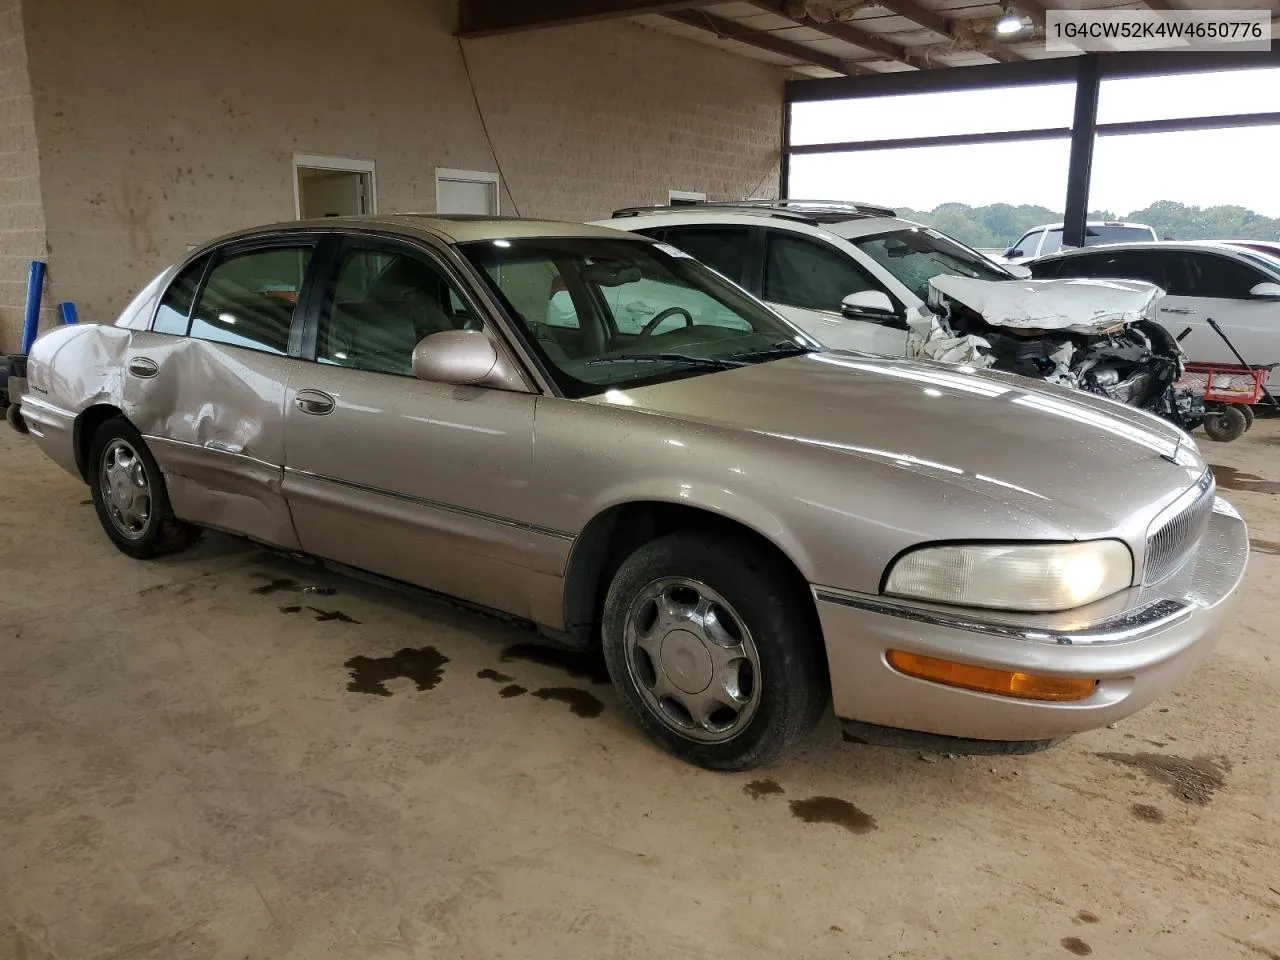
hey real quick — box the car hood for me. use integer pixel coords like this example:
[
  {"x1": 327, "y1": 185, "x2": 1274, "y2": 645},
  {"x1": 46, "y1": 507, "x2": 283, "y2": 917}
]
[
  {"x1": 596, "y1": 351, "x2": 1204, "y2": 537},
  {"x1": 928, "y1": 276, "x2": 1164, "y2": 334}
]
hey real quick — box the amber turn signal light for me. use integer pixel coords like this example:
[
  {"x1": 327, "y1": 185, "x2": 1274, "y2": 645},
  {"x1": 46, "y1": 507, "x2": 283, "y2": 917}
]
[{"x1": 886, "y1": 650, "x2": 1098, "y2": 702}]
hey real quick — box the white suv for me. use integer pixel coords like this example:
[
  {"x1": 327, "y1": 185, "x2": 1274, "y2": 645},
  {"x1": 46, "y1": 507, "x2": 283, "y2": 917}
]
[{"x1": 593, "y1": 200, "x2": 1021, "y2": 357}]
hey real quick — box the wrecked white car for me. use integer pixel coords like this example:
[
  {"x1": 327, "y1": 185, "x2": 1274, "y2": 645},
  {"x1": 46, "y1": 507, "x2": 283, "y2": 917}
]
[{"x1": 921, "y1": 275, "x2": 1199, "y2": 423}]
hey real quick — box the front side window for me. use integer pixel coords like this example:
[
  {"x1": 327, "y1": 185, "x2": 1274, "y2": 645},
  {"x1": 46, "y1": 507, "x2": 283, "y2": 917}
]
[
  {"x1": 153, "y1": 254, "x2": 211, "y2": 336},
  {"x1": 189, "y1": 246, "x2": 314, "y2": 354},
  {"x1": 461, "y1": 237, "x2": 812, "y2": 398},
  {"x1": 1012, "y1": 229, "x2": 1041, "y2": 257},
  {"x1": 764, "y1": 232, "x2": 880, "y2": 312},
  {"x1": 1182, "y1": 253, "x2": 1268, "y2": 299},
  {"x1": 852, "y1": 228, "x2": 1010, "y2": 302},
  {"x1": 317, "y1": 244, "x2": 479, "y2": 376}
]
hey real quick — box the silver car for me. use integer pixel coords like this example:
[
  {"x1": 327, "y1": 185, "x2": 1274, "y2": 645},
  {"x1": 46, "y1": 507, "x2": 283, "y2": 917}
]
[{"x1": 11, "y1": 215, "x2": 1248, "y2": 769}]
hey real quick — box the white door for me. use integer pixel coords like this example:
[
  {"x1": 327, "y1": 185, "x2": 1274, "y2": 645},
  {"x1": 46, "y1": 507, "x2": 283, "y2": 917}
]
[
  {"x1": 436, "y1": 169, "x2": 499, "y2": 215},
  {"x1": 1155, "y1": 250, "x2": 1280, "y2": 387},
  {"x1": 761, "y1": 229, "x2": 907, "y2": 356}
]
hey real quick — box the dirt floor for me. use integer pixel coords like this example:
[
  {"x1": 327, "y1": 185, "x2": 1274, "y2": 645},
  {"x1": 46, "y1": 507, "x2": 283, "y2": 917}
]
[{"x1": 1, "y1": 417, "x2": 1279, "y2": 960}]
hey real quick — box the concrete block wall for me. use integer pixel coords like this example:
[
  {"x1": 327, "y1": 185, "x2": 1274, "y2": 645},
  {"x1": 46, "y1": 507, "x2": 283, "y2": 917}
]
[
  {"x1": 0, "y1": 0, "x2": 47, "y2": 352},
  {"x1": 4, "y1": 0, "x2": 783, "y2": 347}
]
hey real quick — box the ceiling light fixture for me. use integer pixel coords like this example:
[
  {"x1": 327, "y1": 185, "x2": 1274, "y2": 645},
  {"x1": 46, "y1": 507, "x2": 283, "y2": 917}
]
[{"x1": 996, "y1": 3, "x2": 1025, "y2": 35}]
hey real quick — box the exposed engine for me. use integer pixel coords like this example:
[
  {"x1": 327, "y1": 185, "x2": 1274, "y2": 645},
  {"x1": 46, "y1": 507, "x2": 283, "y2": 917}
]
[{"x1": 920, "y1": 275, "x2": 1206, "y2": 427}]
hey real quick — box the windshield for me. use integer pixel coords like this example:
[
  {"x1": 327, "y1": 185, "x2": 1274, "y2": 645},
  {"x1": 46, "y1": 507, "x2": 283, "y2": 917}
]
[
  {"x1": 460, "y1": 237, "x2": 815, "y2": 398},
  {"x1": 853, "y1": 228, "x2": 1011, "y2": 302}
]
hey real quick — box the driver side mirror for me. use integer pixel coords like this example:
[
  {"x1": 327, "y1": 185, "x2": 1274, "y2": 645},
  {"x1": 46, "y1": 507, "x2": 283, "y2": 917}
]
[
  {"x1": 841, "y1": 290, "x2": 897, "y2": 321},
  {"x1": 412, "y1": 330, "x2": 516, "y2": 388},
  {"x1": 1004, "y1": 247, "x2": 1022, "y2": 259},
  {"x1": 1249, "y1": 281, "x2": 1280, "y2": 299}
]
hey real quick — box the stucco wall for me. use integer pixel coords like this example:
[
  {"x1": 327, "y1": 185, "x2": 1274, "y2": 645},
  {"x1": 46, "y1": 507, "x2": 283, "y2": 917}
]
[
  {"x1": 0, "y1": 0, "x2": 47, "y2": 352},
  {"x1": 12, "y1": 0, "x2": 782, "y2": 342}
]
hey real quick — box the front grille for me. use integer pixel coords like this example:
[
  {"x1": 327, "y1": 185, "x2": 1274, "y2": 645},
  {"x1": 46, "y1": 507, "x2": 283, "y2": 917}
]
[{"x1": 1144, "y1": 471, "x2": 1215, "y2": 584}]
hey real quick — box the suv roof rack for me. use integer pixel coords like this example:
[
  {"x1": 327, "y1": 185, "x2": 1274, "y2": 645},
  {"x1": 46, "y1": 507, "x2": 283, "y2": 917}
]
[{"x1": 610, "y1": 198, "x2": 898, "y2": 223}]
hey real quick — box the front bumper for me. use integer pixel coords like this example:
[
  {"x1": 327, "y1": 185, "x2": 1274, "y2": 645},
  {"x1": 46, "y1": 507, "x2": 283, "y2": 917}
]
[{"x1": 813, "y1": 498, "x2": 1248, "y2": 743}]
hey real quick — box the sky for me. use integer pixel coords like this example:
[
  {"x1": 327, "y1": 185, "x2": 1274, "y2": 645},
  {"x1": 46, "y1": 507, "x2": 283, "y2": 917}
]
[{"x1": 789, "y1": 67, "x2": 1280, "y2": 217}]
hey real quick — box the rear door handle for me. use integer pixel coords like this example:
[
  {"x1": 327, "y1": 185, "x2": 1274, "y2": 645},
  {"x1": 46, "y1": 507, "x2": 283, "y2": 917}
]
[
  {"x1": 294, "y1": 389, "x2": 335, "y2": 416},
  {"x1": 127, "y1": 357, "x2": 159, "y2": 378},
  {"x1": 1161, "y1": 307, "x2": 1197, "y2": 315}
]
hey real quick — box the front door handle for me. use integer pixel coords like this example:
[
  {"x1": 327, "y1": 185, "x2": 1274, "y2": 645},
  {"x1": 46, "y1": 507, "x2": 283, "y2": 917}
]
[
  {"x1": 127, "y1": 357, "x2": 159, "y2": 378},
  {"x1": 1161, "y1": 306, "x2": 1197, "y2": 315},
  {"x1": 295, "y1": 389, "x2": 335, "y2": 416}
]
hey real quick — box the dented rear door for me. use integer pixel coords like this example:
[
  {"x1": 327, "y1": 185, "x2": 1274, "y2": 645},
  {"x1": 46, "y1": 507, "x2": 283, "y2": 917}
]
[{"x1": 123, "y1": 236, "x2": 327, "y2": 549}]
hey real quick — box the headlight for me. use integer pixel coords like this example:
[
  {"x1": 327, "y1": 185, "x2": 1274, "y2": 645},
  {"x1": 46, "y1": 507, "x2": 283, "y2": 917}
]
[{"x1": 885, "y1": 540, "x2": 1133, "y2": 612}]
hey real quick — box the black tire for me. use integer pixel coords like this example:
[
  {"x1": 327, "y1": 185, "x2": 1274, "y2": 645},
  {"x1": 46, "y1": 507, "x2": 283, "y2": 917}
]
[
  {"x1": 1202, "y1": 405, "x2": 1248, "y2": 443},
  {"x1": 1240, "y1": 404, "x2": 1256, "y2": 431},
  {"x1": 601, "y1": 531, "x2": 828, "y2": 771},
  {"x1": 88, "y1": 417, "x2": 199, "y2": 559}
]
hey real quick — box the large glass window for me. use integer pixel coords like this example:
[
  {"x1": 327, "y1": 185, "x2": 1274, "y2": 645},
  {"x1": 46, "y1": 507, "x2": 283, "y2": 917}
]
[
  {"x1": 189, "y1": 246, "x2": 314, "y2": 354},
  {"x1": 316, "y1": 245, "x2": 479, "y2": 376},
  {"x1": 461, "y1": 237, "x2": 811, "y2": 398}
]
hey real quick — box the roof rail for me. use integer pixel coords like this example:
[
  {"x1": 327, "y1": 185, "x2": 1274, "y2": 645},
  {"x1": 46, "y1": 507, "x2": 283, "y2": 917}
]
[{"x1": 610, "y1": 198, "x2": 898, "y2": 222}]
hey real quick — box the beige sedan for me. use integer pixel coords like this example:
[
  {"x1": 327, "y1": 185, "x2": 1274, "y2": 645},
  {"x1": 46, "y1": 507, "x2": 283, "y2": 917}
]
[{"x1": 12, "y1": 215, "x2": 1248, "y2": 769}]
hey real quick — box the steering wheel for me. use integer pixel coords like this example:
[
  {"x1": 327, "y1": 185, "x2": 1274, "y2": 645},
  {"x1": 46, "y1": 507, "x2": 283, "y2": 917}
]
[{"x1": 637, "y1": 306, "x2": 695, "y2": 342}]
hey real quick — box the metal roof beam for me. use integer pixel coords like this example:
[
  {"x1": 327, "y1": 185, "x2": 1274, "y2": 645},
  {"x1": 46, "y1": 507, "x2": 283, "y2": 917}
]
[
  {"x1": 875, "y1": 0, "x2": 1023, "y2": 62},
  {"x1": 664, "y1": 9, "x2": 876, "y2": 75},
  {"x1": 745, "y1": 0, "x2": 930, "y2": 69},
  {"x1": 458, "y1": 1, "x2": 707, "y2": 37}
]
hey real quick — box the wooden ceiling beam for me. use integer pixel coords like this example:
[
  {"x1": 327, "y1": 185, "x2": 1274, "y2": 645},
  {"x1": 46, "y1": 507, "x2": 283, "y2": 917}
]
[{"x1": 664, "y1": 9, "x2": 876, "y2": 75}]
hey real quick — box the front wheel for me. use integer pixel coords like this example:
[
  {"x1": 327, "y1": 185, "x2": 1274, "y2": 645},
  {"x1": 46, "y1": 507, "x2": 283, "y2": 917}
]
[
  {"x1": 1202, "y1": 405, "x2": 1248, "y2": 443},
  {"x1": 601, "y1": 532, "x2": 828, "y2": 771},
  {"x1": 88, "y1": 417, "x2": 199, "y2": 559}
]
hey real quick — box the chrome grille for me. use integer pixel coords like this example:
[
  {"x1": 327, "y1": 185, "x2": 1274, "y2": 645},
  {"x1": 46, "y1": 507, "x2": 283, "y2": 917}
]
[{"x1": 1144, "y1": 471, "x2": 1215, "y2": 584}]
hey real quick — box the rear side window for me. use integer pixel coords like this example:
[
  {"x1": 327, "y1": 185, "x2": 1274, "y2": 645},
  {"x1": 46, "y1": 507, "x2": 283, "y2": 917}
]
[
  {"x1": 660, "y1": 226, "x2": 752, "y2": 285},
  {"x1": 1039, "y1": 230, "x2": 1063, "y2": 256},
  {"x1": 152, "y1": 255, "x2": 211, "y2": 335},
  {"x1": 764, "y1": 232, "x2": 879, "y2": 312},
  {"x1": 189, "y1": 246, "x2": 314, "y2": 355}
]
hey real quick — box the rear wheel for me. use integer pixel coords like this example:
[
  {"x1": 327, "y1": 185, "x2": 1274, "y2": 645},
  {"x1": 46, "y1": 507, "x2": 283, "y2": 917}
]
[
  {"x1": 88, "y1": 417, "x2": 199, "y2": 558},
  {"x1": 1202, "y1": 405, "x2": 1248, "y2": 443},
  {"x1": 601, "y1": 531, "x2": 827, "y2": 771},
  {"x1": 1240, "y1": 404, "x2": 1256, "y2": 431}
]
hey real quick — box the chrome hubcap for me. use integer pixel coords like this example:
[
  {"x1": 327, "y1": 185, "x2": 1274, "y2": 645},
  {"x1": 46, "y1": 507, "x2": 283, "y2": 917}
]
[
  {"x1": 99, "y1": 439, "x2": 152, "y2": 540},
  {"x1": 623, "y1": 577, "x2": 761, "y2": 743}
]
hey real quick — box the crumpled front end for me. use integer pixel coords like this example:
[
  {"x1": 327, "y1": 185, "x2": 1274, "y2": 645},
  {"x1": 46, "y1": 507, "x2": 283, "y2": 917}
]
[{"x1": 918, "y1": 275, "x2": 1194, "y2": 416}]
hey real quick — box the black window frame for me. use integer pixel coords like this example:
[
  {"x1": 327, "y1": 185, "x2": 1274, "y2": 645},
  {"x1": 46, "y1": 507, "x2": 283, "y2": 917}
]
[
  {"x1": 158, "y1": 234, "x2": 328, "y2": 358},
  {"x1": 149, "y1": 253, "x2": 214, "y2": 337},
  {"x1": 1178, "y1": 251, "x2": 1271, "y2": 300},
  {"x1": 297, "y1": 231, "x2": 497, "y2": 373}
]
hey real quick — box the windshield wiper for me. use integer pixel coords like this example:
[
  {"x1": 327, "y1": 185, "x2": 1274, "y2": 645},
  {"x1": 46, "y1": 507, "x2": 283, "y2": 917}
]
[
  {"x1": 586, "y1": 353, "x2": 746, "y2": 370},
  {"x1": 726, "y1": 341, "x2": 813, "y2": 362}
]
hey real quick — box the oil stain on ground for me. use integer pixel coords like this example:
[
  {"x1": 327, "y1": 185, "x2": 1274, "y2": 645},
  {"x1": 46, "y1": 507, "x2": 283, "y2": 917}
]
[
  {"x1": 499, "y1": 684, "x2": 527, "y2": 698},
  {"x1": 477, "y1": 668, "x2": 515, "y2": 683},
  {"x1": 1210, "y1": 464, "x2": 1280, "y2": 495},
  {"x1": 1061, "y1": 936, "x2": 1093, "y2": 956},
  {"x1": 345, "y1": 646, "x2": 449, "y2": 697},
  {"x1": 252, "y1": 577, "x2": 301, "y2": 596},
  {"x1": 743, "y1": 779, "x2": 785, "y2": 799},
  {"x1": 531, "y1": 687, "x2": 604, "y2": 717},
  {"x1": 1250, "y1": 538, "x2": 1280, "y2": 556},
  {"x1": 279, "y1": 604, "x2": 360, "y2": 623},
  {"x1": 1131, "y1": 803, "x2": 1165, "y2": 823},
  {"x1": 1097, "y1": 752, "x2": 1230, "y2": 805},
  {"x1": 1075, "y1": 911, "x2": 1099, "y2": 924},
  {"x1": 789, "y1": 796, "x2": 877, "y2": 834},
  {"x1": 501, "y1": 643, "x2": 610, "y2": 685}
]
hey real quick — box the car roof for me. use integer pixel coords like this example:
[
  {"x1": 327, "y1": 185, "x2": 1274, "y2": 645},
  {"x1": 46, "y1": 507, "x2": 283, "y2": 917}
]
[
  {"x1": 595, "y1": 208, "x2": 919, "y2": 238},
  {"x1": 1036, "y1": 239, "x2": 1260, "y2": 260},
  {"x1": 192, "y1": 214, "x2": 639, "y2": 251},
  {"x1": 1023, "y1": 221, "x2": 1154, "y2": 231}
]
